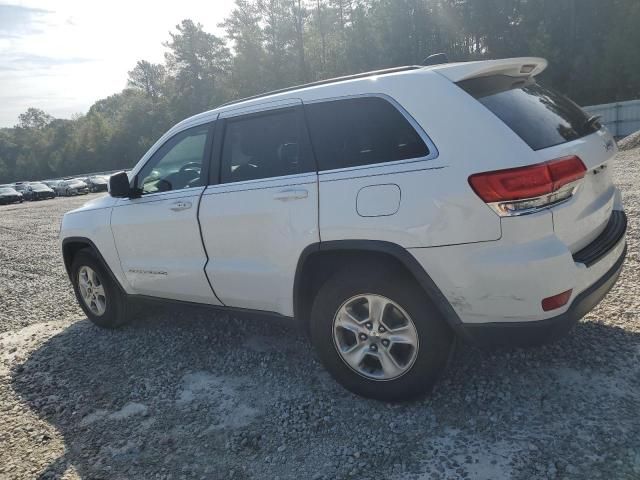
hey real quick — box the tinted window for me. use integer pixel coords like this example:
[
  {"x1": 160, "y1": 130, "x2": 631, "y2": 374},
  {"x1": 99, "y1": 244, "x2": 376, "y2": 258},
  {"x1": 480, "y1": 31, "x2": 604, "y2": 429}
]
[
  {"x1": 305, "y1": 97, "x2": 429, "y2": 171},
  {"x1": 220, "y1": 108, "x2": 314, "y2": 183},
  {"x1": 458, "y1": 75, "x2": 601, "y2": 151},
  {"x1": 138, "y1": 125, "x2": 209, "y2": 194}
]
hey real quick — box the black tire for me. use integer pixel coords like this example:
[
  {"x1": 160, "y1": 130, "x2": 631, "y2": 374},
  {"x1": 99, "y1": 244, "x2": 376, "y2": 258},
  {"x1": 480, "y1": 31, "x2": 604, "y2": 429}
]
[
  {"x1": 71, "y1": 249, "x2": 130, "y2": 328},
  {"x1": 310, "y1": 263, "x2": 453, "y2": 401}
]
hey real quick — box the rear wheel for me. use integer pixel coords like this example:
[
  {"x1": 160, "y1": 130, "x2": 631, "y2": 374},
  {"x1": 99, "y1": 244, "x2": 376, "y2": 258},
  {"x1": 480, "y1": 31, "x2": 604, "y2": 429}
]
[
  {"x1": 71, "y1": 250, "x2": 130, "y2": 328},
  {"x1": 310, "y1": 264, "x2": 453, "y2": 401}
]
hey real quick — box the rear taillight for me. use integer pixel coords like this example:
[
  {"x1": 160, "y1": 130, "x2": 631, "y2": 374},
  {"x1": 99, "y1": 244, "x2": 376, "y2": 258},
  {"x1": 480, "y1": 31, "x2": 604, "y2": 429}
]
[{"x1": 468, "y1": 156, "x2": 587, "y2": 216}]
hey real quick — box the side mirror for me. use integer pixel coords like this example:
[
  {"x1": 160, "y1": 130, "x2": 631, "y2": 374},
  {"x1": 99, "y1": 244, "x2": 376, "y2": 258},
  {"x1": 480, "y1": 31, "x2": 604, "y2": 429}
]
[{"x1": 108, "y1": 172, "x2": 131, "y2": 198}]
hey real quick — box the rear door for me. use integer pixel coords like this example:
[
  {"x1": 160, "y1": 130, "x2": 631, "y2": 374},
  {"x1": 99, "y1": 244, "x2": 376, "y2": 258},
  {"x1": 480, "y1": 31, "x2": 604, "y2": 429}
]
[
  {"x1": 110, "y1": 122, "x2": 221, "y2": 305},
  {"x1": 198, "y1": 100, "x2": 319, "y2": 316}
]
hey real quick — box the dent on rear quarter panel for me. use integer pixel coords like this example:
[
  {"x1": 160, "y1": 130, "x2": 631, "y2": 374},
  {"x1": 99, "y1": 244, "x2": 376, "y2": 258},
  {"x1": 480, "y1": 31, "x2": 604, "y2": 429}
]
[{"x1": 408, "y1": 210, "x2": 578, "y2": 324}]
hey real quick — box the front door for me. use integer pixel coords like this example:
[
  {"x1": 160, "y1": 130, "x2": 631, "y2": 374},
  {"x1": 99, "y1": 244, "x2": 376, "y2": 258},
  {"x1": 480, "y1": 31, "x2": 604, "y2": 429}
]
[{"x1": 110, "y1": 122, "x2": 221, "y2": 305}]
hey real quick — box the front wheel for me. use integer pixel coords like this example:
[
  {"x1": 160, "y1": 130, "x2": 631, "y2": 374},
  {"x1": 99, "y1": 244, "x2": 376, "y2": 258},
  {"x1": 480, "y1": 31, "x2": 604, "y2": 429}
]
[
  {"x1": 71, "y1": 250, "x2": 130, "y2": 328},
  {"x1": 310, "y1": 264, "x2": 453, "y2": 401}
]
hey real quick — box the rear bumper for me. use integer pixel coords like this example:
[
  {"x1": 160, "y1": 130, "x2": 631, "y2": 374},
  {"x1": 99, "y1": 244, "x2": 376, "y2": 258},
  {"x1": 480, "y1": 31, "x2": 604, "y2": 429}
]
[
  {"x1": 409, "y1": 206, "x2": 627, "y2": 346},
  {"x1": 458, "y1": 241, "x2": 626, "y2": 347}
]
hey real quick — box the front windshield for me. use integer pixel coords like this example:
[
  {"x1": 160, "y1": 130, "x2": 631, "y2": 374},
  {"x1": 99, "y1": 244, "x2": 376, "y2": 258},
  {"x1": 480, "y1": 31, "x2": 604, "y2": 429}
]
[{"x1": 0, "y1": 187, "x2": 17, "y2": 194}]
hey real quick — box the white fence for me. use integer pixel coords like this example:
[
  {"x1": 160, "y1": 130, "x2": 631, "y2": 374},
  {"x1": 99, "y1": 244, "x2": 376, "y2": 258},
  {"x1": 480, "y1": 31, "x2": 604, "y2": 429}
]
[{"x1": 584, "y1": 99, "x2": 640, "y2": 138}]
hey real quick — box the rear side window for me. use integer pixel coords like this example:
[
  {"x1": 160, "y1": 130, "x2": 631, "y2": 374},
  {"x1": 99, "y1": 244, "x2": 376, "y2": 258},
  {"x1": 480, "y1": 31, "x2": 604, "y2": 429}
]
[
  {"x1": 220, "y1": 107, "x2": 314, "y2": 183},
  {"x1": 305, "y1": 97, "x2": 429, "y2": 171},
  {"x1": 458, "y1": 75, "x2": 601, "y2": 151}
]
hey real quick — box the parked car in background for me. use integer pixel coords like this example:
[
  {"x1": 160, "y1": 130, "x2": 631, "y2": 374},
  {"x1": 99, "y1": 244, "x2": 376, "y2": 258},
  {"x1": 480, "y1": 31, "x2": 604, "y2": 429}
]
[
  {"x1": 42, "y1": 180, "x2": 62, "y2": 195},
  {"x1": 14, "y1": 182, "x2": 56, "y2": 201},
  {"x1": 83, "y1": 175, "x2": 109, "y2": 193},
  {"x1": 27, "y1": 182, "x2": 56, "y2": 200},
  {"x1": 0, "y1": 186, "x2": 23, "y2": 204},
  {"x1": 13, "y1": 183, "x2": 31, "y2": 199},
  {"x1": 51, "y1": 181, "x2": 68, "y2": 196},
  {"x1": 58, "y1": 179, "x2": 90, "y2": 196}
]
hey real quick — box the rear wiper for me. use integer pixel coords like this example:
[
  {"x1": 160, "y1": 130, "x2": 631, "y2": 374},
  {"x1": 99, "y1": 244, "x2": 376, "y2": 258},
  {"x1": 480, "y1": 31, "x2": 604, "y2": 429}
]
[{"x1": 584, "y1": 115, "x2": 602, "y2": 130}]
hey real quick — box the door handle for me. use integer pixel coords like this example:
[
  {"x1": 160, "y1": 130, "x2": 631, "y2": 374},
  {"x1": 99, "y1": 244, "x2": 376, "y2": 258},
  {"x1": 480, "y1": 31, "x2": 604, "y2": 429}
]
[
  {"x1": 273, "y1": 188, "x2": 309, "y2": 201},
  {"x1": 170, "y1": 200, "x2": 192, "y2": 211}
]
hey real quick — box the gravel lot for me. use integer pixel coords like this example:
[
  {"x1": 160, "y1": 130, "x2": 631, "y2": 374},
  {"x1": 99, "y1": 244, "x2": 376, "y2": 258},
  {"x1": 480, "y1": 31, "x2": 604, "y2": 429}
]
[{"x1": 1, "y1": 149, "x2": 639, "y2": 480}]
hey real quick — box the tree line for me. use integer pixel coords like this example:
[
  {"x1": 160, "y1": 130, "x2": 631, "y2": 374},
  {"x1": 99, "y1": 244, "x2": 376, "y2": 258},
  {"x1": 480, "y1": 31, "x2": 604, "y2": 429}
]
[{"x1": 1, "y1": 0, "x2": 639, "y2": 183}]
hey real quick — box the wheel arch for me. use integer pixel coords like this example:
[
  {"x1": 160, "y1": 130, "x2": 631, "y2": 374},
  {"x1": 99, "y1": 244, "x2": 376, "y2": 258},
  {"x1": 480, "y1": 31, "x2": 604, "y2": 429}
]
[
  {"x1": 293, "y1": 240, "x2": 463, "y2": 335},
  {"x1": 62, "y1": 237, "x2": 124, "y2": 293}
]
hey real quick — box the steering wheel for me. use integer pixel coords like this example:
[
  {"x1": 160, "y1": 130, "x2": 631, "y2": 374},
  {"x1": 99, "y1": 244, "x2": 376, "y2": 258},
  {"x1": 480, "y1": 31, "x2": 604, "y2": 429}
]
[{"x1": 179, "y1": 162, "x2": 201, "y2": 173}]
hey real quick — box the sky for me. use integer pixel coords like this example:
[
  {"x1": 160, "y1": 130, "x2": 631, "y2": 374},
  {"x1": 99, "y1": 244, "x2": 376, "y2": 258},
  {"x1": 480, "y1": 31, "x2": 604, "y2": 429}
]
[{"x1": 0, "y1": 0, "x2": 237, "y2": 127}]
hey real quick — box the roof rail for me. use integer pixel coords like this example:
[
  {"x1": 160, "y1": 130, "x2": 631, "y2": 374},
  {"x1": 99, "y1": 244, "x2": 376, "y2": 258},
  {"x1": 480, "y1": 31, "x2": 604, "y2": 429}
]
[{"x1": 218, "y1": 65, "x2": 423, "y2": 108}]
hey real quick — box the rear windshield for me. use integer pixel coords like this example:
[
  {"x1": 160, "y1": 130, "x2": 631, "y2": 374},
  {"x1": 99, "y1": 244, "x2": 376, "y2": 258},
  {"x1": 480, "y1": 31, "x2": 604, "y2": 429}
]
[{"x1": 457, "y1": 75, "x2": 601, "y2": 151}]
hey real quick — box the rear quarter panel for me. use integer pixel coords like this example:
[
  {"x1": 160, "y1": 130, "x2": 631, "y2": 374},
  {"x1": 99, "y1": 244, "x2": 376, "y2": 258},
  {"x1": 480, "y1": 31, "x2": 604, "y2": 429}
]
[{"x1": 313, "y1": 71, "x2": 541, "y2": 248}]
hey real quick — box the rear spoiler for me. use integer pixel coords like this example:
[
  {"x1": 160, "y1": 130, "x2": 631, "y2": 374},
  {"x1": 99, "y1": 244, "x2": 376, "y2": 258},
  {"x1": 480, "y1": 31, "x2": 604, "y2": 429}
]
[{"x1": 430, "y1": 57, "x2": 548, "y2": 83}]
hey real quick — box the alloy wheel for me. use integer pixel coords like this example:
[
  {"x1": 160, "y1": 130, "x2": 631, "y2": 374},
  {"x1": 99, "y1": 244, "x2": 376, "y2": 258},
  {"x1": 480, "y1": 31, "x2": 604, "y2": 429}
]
[
  {"x1": 332, "y1": 294, "x2": 419, "y2": 381},
  {"x1": 78, "y1": 266, "x2": 107, "y2": 316}
]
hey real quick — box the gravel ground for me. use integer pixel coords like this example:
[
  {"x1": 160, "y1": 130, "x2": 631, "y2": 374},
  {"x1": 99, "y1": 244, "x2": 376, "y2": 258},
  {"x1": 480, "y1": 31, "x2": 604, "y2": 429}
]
[
  {"x1": 619, "y1": 130, "x2": 640, "y2": 151},
  {"x1": 1, "y1": 150, "x2": 639, "y2": 479}
]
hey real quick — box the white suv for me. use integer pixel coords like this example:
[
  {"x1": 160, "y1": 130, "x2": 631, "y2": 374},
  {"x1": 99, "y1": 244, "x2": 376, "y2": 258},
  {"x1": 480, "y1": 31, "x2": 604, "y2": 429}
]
[{"x1": 60, "y1": 58, "x2": 627, "y2": 400}]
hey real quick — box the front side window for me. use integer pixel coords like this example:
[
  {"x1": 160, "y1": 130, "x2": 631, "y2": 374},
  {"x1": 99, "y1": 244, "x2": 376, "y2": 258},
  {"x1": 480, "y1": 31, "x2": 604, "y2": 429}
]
[
  {"x1": 304, "y1": 96, "x2": 429, "y2": 171},
  {"x1": 220, "y1": 108, "x2": 314, "y2": 183},
  {"x1": 138, "y1": 125, "x2": 209, "y2": 194}
]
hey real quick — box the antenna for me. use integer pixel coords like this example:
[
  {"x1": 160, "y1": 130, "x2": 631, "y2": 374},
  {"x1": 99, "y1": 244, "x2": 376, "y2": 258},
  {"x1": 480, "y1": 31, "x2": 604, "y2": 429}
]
[{"x1": 422, "y1": 53, "x2": 449, "y2": 66}]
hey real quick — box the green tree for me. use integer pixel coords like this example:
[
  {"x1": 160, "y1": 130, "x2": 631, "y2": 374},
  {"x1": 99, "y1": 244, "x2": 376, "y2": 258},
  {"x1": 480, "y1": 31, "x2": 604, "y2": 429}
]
[
  {"x1": 127, "y1": 60, "x2": 167, "y2": 101},
  {"x1": 164, "y1": 19, "x2": 232, "y2": 117},
  {"x1": 222, "y1": 0, "x2": 267, "y2": 97},
  {"x1": 16, "y1": 108, "x2": 53, "y2": 130}
]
